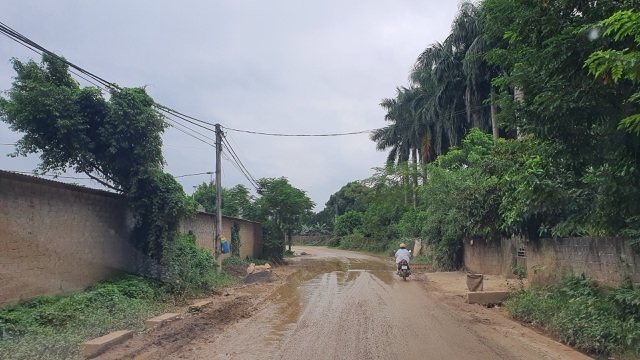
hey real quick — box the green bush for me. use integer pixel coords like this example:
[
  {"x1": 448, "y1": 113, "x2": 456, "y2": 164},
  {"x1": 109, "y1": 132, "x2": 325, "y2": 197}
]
[
  {"x1": 338, "y1": 234, "x2": 394, "y2": 254},
  {"x1": 0, "y1": 274, "x2": 168, "y2": 359},
  {"x1": 506, "y1": 273, "x2": 640, "y2": 356},
  {"x1": 161, "y1": 233, "x2": 220, "y2": 297},
  {"x1": 221, "y1": 255, "x2": 248, "y2": 267}
]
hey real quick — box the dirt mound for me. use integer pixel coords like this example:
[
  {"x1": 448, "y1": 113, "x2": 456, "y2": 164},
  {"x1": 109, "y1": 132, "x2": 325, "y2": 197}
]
[
  {"x1": 223, "y1": 264, "x2": 248, "y2": 277},
  {"x1": 95, "y1": 295, "x2": 255, "y2": 360},
  {"x1": 242, "y1": 271, "x2": 274, "y2": 284}
]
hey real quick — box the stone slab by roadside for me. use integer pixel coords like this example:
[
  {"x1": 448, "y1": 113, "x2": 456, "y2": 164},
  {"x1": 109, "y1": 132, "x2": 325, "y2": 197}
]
[
  {"x1": 189, "y1": 300, "x2": 212, "y2": 312},
  {"x1": 144, "y1": 313, "x2": 181, "y2": 329},
  {"x1": 81, "y1": 330, "x2": 133, "y2": 358},
  {"x1": 467, "y1": 291, "x2": 510, "y2": 305}
]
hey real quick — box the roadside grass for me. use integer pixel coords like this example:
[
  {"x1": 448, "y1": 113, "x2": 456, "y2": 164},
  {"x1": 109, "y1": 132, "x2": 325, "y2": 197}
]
[
  {"x1": 0, "y1": 273, "x2": 236, "y2": 360},
  {"x1": 505, "y1": 273, "x2": 640, "y2": 357}
]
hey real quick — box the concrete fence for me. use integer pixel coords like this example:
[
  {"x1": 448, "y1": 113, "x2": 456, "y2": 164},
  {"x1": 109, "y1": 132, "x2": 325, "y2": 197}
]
[
  {"x1": 463, "y1": 236, "x2": 640, "y2": 285},
  {"x1": 0, "y1": 170, "x2": 262, "y2": 306}
]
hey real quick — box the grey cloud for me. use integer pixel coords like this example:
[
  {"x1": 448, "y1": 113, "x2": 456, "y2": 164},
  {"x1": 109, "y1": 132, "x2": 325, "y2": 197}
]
[{"x1": 0, "y1": 0, "x2": 460, "y2": 209}]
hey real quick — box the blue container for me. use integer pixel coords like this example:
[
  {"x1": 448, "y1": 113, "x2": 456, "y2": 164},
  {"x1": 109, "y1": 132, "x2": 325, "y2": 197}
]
[{"x1": 221, "y1": 237, "x2": 230, "y2": 254}]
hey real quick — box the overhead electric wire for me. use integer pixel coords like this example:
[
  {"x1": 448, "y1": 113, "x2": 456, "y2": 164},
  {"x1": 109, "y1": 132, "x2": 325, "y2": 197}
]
[
  {"x1": 224, "y1": 131, "x2": 258, "y2": 178},
  {"x1": 165, "y1": 118, "x2": 216, "y2": 148},
  {"x1": 221, "y1": 133, "x2": 258, "y2": 184},
  {"x1": 221, "y1": 142, "x2": 259, "y2": 189},
  {"x1": 2, "y1": 20, "x2": 492, "y2": 142},
  {"x1": 0, "y1": 21, "x2": 219, "y2": 139},
  {"x1": 174, "y1": 171, "x2": 213, "y2": 178},
  {"x1": 222, "y1": 126, "x2": 375, "y2": 137},
  {"x1": 222, "y1": 141, "x2": 258, "y2": 186},
  {"x1": 220, "y1": 151, "x2": 258, "y2": 189}
]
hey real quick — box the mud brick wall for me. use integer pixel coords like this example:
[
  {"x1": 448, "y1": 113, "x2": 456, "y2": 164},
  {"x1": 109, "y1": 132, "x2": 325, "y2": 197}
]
[
  {"x1": 0, "y1": 171, "x2": 133, "y2": 306},
  {"x1": 464, "y1": 236, "x2": 640, "y2": 285},
  {"x1": 180, "y1": 212, "x2": 263, "y2": 260},
  {"x1": 1, "y1": 170, "x2": 263, "y2": 307}
]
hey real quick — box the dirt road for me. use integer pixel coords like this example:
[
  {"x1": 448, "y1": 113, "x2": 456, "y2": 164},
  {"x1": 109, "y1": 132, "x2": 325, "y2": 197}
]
[{"x1": 97, "y1": 247, "x2": 591, "y2": 360}]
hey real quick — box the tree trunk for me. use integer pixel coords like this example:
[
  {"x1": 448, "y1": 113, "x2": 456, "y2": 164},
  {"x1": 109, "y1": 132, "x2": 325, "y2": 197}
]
[
  {"x1": 514, "y1": 87, "x2": 524, "y2": 138},
  {"x1": 491, "y1": 86, "x2": 499, "y2": 142},
  {"x1": 411, "y1": 148, "x2": 418, "y2": 209}
]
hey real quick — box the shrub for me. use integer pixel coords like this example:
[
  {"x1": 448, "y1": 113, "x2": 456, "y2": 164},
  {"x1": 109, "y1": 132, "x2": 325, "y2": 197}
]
[
  {"x1": 506, "y1": 273, "x2": 640, "y2": 356},
  {"x1": 161, "y1": 233, "x2": 219, "y2": 297}
]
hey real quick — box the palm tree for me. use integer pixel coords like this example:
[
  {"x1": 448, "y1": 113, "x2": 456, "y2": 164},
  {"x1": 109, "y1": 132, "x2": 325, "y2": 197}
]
[{"x1": 411, "y1": 2, "x2": 497, "y2": 144}]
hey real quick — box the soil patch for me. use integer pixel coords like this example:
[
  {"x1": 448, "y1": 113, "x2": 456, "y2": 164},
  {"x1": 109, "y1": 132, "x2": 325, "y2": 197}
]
[
  {"x1": 242, "y1": 271, "x2": 274, "y2": 284},
  {"x1": 223, "y1": 264, "x2": 247, "y2": 277},
  {"x1": 94, "y1": 265, "x2": 296, "y2": 360}
]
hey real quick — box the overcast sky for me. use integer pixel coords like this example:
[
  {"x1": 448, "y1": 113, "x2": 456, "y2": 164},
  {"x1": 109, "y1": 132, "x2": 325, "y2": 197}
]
[{"x1": 1, "y1": 0, "x2": 461, "y2": 210}]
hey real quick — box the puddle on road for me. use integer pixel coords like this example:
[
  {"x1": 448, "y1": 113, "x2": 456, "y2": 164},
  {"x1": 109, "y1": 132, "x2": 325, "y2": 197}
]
[{"x1": 266, "y1": 256, "x2": 395, "y2": 340}]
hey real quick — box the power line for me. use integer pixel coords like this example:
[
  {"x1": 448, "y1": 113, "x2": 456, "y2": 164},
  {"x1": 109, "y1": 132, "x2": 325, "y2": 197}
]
[
  {"x1": 1, "y1": 20, "x2": 491, "y2": 142},
  {"x1": 224, "y1": 131, "x2": 258, "y2": 178},
  {"x1": 165, "y1": 119, "x2": 216, "y2": 148},
  {"x1": 223, "y1": 126, "x2": 375, "y2": 137},
  {"x1": 222, "y1": 135, "x2": 258, "y2": 184},
  {"x1": 221, "y1": 141, "x2": 259, "y2": 189},
  {"x1": 0, "y1": 21, "x2": 220, "y2": 147},
  {"x1": 174, "y1": 171, "x2": 213, "y2": 178}
]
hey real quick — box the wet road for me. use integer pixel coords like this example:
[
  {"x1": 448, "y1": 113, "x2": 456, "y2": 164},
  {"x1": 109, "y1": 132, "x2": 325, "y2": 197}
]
[{"x1": 166, "y1": 247, "x2": 590, "y2": 360}]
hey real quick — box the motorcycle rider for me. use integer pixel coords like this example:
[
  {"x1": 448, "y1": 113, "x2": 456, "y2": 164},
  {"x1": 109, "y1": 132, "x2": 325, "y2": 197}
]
[{"x1": 394, "y1": 243, "x2": 411, "y2": 274}]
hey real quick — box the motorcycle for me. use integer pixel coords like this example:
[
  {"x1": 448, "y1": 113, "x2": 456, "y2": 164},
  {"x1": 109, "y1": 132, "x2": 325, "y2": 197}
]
[{"x1": 397, "y1": 259, "x2": 411, "y2": 281}]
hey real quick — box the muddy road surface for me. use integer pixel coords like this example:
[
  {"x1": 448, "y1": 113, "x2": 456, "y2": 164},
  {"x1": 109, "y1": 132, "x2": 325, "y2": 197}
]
[{"x1": 98, "y1": 247, "x2": 591, "y2": 360}]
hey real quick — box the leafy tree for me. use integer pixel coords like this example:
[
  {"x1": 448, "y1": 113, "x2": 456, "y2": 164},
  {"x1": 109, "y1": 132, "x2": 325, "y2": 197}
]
[
  {"x1": 193, "y1": 181, "x2": 217, "y2": 213},
  {"x1": 193, "y1": 182, "x2": 254, "y2": 219},
  {"x1": 324, "y1": 181, "x2": 371, "y2": 219},
  {"x1": 482, "y1": 0, "x2": 640, "y2": 239},
  {"x1": 0, "y1": 54, "x2": 204, "y2": 284},
  {"x1": 334, "y1": 210, "x2": 363, "y2": 236},
  {"x1": 585, "y1": 9, "x2": 640, "y2": 135},
  {"x1": 252, "y1": 177, "x2": 314, "y2": 260},
  {"x1": 0, "y1": 54, "x2": 165, "y2": 192}
]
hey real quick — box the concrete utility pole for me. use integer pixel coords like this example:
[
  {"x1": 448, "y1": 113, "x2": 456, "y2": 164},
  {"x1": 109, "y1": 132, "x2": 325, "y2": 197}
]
[{"x1": 214, "y1": 123, "x2": 222, "y2": 260}]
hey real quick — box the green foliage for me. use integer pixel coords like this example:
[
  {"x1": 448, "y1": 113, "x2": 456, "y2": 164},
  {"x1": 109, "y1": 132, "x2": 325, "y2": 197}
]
[
  {"x1": 337, "y1": 234, "x2": 394, "y2": 254},
  {"x1": 0, "y1": 54, "x2": 211, "y2": 287},
  {"x1": 231, "y1": 223, "x2": 241, "y2": 256},
  {"x1": 193, "y1": 182, "x2": 254, "y2": 218},
  {"x1": 506, "y1": 274, "x2": 640, "y2": 356},
  {"x1": 0, "y1": 54, "x2": 166, "y2": 193},
  {"x1": 253, "y1": 177, "x2": 315, "y2": 260},
  {"x1": 325, "y1": 181, "x2": 371, "y2": 218},
  {"x1": 0, "y1": 274, "x2": 168, "y2": 359},
  {"x1": 584, "y1": 9, "x2": 640, "y2": 134},
  {"x1": 161, "y1": 233, "x2": 221, "y2": 297},
  {"x1": 334, "y1": 210, "x2": 363, "y2": 236},
  {"x1": 221, "y1": 255, "x2": 248, "y2": 268}
]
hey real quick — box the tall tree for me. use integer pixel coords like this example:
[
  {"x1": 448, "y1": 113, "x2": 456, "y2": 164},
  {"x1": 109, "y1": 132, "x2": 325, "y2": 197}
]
[
  {"x1": 0, "y1": 54, "x2": 196, "y2": 277},
  {"x1": 482, "y1": 0, "x2": 640, "y2": 237},
  {"x1": 253, "y1": 177, "x2": 314, "y2": 259},
  {"x1": 193, "y1": 182, "x2": 254, "y2": 218}
]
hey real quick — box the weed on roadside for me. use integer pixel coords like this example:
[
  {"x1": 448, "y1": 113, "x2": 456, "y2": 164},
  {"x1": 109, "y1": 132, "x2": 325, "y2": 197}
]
[
  {"x1": 0, "y1": 272, "x2": 233, "y2": 360},
  {"x1": 505, "y1": 273, "x2": 640, "y2": 357}
]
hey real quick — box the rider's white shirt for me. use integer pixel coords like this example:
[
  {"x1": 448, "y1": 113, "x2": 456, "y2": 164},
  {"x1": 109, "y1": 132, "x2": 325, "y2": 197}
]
[{"x1": 394, "y1": 248, "x2": 410, "y2": 264}]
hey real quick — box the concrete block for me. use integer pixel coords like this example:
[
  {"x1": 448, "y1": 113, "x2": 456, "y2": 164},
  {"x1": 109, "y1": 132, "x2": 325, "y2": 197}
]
[
  {"x1": 467, "y1": 291, "x2": 510, "y2": 305},
  {"x1": 81, "y1": 330, "x2": 133, "y2": 358},
  {"x1": 189, "y1": 300, "x2": 212, "y2": 312},
  {"x1": 144, "y1": 313, "x2": 181, "y2": 329}
]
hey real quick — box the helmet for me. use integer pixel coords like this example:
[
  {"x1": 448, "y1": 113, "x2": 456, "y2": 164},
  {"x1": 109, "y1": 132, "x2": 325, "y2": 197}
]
[{"x1": 399, "y1": 243, "x2": 406, "y2": 248}]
